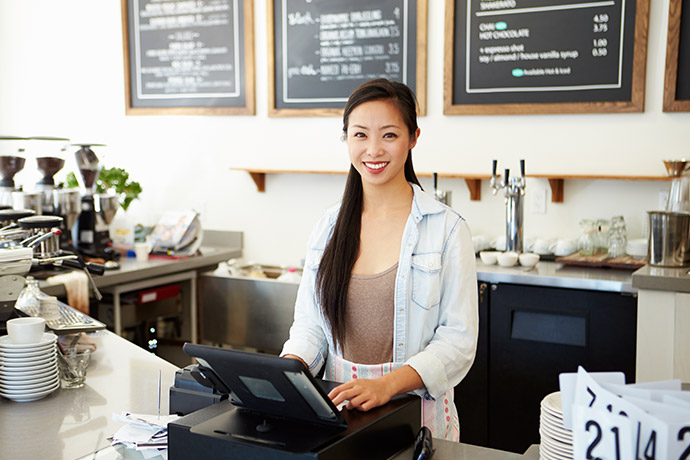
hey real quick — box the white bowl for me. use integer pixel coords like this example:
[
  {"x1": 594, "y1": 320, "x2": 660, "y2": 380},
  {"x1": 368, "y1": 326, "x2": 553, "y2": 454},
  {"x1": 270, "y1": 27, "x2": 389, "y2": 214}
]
[
  {"x1": 519, "y1": 252, "x2": 540, "y2": 268},
  {"x1": 479, "y1": 251, "x2": 500, "y2": 265},
  {"x1": 497, "y1": 251, "x2": 519, "y2": 267},
  {"x1": 6, "y1": 317, "x2": 46, "y2": 345}
]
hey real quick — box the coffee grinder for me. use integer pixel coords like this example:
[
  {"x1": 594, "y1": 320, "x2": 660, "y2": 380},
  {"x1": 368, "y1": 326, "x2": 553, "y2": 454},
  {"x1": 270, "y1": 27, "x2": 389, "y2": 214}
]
[
  {"x1": 0, "y1": 136, "x2": 28, "y2": 207},
  {"x1": 31, "y1": 137, "x2": 70, "y2": 215},
  {"x1": 72, "y1": 144, "x2": 120, "y2": 263}
]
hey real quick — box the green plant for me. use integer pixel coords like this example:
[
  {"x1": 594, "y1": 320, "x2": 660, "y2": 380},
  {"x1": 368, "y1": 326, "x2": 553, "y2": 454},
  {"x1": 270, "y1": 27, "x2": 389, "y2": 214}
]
[{"x1": 65, "y1": 167, "x2": 142, "y2": 212}]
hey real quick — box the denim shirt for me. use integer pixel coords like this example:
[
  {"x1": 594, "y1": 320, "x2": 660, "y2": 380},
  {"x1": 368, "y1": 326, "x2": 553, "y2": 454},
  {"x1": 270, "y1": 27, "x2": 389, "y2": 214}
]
[{"x1": 281, "y1": 184, "x2": 479, "y2": 399}]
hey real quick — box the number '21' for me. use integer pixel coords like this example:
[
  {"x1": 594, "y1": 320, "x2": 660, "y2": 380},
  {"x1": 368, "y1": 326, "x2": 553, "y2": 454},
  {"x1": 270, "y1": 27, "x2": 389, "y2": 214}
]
[{"x1": 585, "y1": 420, "x2": 620, "y2": 460}]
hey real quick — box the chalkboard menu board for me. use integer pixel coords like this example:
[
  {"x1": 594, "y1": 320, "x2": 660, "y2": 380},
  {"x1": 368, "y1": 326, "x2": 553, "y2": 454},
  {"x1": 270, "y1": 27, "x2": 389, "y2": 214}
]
[
  {"x1": 122, "y1": 0, "x2": 255, "y2": 115},
  {"x1": 663, "y1": 0, "x2": 690, "y2": 111},
  {"x1": 268, "y1": 0, "x2": 427, "y2": 117},
  {"x1": 444, "y1": 0, "x2": 650, "y2": 114}
]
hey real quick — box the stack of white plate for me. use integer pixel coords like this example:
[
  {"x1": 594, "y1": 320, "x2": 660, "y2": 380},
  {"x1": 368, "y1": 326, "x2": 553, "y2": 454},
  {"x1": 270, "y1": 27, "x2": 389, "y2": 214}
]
[
  {"x1": 0, "y1": 332, "x2": 60, "y2": 402},
  {"x1": 540, "y1": 391, "x2": 573, "y2": 460},
  {"x1": 626, "y1": 238, "x2": 648, "y2": 259}
]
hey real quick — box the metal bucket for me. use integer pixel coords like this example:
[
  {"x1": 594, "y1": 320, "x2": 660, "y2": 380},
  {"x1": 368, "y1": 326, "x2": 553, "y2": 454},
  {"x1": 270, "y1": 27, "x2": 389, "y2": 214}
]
[{"x1": 648, "y1": 211, "x2": 690, "y2": 267}]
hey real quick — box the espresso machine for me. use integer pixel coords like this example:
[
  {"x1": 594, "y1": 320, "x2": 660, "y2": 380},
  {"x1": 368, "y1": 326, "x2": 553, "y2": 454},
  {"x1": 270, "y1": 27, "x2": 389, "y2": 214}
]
[
  {"x1": 72, "y1": 144, "x2": 120, "y2": 264},
  {"x1": 491, "y1": 159, "x2": 527, "y2": 253}
]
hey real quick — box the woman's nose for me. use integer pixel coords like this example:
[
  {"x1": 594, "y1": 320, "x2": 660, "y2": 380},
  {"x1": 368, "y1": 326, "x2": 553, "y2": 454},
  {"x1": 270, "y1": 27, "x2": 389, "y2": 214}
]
[{"x1": 366, "y1": 139, "x2": 384, "y2": 157}]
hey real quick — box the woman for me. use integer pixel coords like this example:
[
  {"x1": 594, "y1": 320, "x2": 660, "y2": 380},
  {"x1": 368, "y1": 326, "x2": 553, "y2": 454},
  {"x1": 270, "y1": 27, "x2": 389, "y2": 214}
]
[{"x1": 281, "y1": 78, "x2": 478, "y2": 441}]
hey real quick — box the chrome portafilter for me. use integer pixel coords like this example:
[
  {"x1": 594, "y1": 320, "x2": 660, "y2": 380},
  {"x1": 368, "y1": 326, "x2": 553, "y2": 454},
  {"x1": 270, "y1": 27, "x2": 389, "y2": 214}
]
[{"x1": 18, "y1": 215, "x2": 64, "y2": 259}]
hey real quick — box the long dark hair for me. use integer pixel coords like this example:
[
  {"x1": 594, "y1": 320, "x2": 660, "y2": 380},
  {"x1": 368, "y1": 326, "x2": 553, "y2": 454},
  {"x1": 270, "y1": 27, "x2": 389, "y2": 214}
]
[{"x1": 316, "y1": 79, "x2": 421, "y2": 350}]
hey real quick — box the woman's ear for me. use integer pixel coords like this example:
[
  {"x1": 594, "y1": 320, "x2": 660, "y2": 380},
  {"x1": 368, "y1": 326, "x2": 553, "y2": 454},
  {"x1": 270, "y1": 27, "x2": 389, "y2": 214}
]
[{"x1": 409, "y1": 128, "x2": 421, "y2": 149}]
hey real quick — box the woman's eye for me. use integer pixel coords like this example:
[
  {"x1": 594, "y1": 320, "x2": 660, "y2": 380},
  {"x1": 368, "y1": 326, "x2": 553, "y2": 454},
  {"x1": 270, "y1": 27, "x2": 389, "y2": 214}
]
[
  {"x1": 353, "y1": 132, "x2": 366, "y2": 138},
  {"x1": 383, "y1": 132, "x2": 398, "y2": 138}
]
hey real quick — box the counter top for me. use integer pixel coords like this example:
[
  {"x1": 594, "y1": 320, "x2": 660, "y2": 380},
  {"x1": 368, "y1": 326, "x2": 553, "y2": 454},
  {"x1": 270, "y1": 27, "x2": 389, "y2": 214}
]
[
  {"x1": 477, "y1": 260, "x2": 635, "y2": 294},
  {"x1": 0, "y1": 327, "x2": 540, "y2": 460},
  {"x1": 0, "y1": 330, "x2": 179, "y2": 459},
  {"x1": 631, "y1": 264, "x2": 690, "y2": 293}
]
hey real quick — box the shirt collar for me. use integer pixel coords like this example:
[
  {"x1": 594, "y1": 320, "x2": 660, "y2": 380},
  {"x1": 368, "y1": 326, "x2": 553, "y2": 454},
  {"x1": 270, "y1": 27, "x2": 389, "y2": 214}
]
[{"x1": 410, "y1": 183, "x2": 446, "y2": 223}]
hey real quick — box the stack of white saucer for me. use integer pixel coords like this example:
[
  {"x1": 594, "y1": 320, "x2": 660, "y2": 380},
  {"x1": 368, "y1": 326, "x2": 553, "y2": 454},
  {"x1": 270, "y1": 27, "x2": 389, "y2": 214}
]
[
  {"x1": 539, "y1": 391, "x2": 573, "y2": 460},
  {"x1": 0, "y1": 332, "x2": 60, "y2": 402},
  {"x1": 626, "y1": 238, "x2": 649, "y2": 259}
]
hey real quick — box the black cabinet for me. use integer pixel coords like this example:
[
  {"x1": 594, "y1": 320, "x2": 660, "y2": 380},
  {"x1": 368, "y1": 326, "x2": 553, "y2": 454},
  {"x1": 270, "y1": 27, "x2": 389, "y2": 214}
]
[{"x1": 455, "y1": 282, "x2": 637, "y2": 454}]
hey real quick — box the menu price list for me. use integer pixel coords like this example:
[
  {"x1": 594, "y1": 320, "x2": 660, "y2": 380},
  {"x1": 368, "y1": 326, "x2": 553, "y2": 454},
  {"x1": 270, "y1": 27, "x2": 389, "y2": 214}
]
[
  {"x1": 453, "y1": 0, "x2": 638, "y2": 104},
  {"x1": 275, "y1": 0, "x2": 417, "y2": 108},
  {"x1": 130, "y1": 0, "x2": 242, "y2": 105}
]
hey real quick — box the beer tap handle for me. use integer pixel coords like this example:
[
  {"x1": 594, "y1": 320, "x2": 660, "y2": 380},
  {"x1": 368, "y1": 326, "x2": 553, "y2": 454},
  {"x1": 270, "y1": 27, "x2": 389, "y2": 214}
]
[
  {"x1": 520, "y1": 159, "x2": 525, "y2": 178},
  {"x1": 504, "y1": 169, "x2": 510, "y2": 187},
  {"x1": 433, "y1": 172, "x2": 438, "y2": 192}
]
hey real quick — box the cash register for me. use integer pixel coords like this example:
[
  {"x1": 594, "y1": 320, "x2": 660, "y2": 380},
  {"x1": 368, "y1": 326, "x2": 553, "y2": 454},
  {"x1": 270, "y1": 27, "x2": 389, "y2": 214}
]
[{"x1": 168, "y1": 343, "x2": 421, "y2": 460}]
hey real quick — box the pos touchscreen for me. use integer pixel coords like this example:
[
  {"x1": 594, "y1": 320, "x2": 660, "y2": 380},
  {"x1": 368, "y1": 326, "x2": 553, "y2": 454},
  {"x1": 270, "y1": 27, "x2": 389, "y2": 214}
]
[{"x1": 182, "y1": 343, "x2": 347, "y2": 428}]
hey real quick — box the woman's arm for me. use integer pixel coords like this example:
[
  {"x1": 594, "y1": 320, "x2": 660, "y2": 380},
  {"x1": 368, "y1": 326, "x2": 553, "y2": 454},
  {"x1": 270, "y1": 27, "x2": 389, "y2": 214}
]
[{"x1": 327, "y1": 364, "x2": 423, "y2": 411}]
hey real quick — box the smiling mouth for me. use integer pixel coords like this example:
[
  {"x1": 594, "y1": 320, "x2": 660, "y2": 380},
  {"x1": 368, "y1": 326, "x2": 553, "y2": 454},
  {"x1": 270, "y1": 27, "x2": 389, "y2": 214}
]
[{"x1": 363, "y1": 162, "x2": 388, "y2": 170}]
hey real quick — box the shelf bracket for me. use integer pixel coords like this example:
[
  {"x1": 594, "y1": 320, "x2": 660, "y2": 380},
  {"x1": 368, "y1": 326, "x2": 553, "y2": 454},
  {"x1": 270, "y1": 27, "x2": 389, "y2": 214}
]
[
  {"x1": 464, "y1": 178, "x2": 482, "y2": 201},
  {"x1": 548, "y1": 178, "x2": 564, "y2": 203},
  {"x1": 248, "y1": 172, "x2": 266, "y2": 192}
]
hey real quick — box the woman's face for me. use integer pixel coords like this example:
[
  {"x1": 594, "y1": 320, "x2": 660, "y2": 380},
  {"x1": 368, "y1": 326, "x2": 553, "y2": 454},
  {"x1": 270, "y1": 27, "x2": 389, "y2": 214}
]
[{"x1": 346, "y1": 100, "x2": 419, "y2": 188}]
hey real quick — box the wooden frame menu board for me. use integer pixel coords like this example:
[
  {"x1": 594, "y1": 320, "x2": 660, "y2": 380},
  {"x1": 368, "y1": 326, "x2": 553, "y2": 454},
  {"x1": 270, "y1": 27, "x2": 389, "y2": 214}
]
[
  {"x1": 268, "y1": 0, "x2": 427, "y2": 117},
  {"x1": 663, "y1": 0, "x2": 690, "y2": 111},
  {"x1": 444, "y1": 0, "x2": 650, "y2": 115},
  {"x1": 122, "y1": 0, "x2": 255, "y2": 115}
]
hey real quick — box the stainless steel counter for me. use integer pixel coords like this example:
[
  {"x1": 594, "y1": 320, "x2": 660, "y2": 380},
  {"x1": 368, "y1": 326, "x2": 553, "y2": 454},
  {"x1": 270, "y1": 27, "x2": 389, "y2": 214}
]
[
  {"x1": 477, "y1": 260, "x2": 635, "y2": 293},
  {"x1": 41, "y1": 244, "x2": 243, "y2": 298}
]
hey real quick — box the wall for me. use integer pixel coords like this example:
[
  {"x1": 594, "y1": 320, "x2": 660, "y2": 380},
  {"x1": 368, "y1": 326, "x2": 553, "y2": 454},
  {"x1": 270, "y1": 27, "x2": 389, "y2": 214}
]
[{"x1": 0, "y1": 0, "x2": 688, "y2": 266}]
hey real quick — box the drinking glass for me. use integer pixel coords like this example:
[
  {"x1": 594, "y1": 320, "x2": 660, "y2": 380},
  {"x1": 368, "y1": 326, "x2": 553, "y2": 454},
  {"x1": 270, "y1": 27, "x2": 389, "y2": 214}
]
[{"x1": 58, "y1": 349, "x2": 91, "y2": 389}]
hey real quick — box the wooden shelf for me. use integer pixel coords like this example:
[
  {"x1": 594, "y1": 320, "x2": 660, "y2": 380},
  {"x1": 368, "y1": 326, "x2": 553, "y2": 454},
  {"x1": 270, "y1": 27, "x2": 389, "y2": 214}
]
[{"x1": 231, "y1": 168, "x2": 670, "y2": 203}]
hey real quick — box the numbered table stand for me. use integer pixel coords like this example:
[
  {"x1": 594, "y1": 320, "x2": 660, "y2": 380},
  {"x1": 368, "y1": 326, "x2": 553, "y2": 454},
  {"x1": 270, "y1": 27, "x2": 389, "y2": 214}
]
[{"x1": 101, "y1": 270, "x2": 198, "y2": 344}]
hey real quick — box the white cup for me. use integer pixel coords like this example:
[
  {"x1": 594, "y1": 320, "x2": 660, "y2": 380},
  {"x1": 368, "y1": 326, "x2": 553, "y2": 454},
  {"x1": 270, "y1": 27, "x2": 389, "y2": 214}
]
[
  {"x1": 549, "y1": 239, "x2": 577, "y2": 256},
  {"x1": 531, "y1": 238, "x2": 554, "y2": 255},
  {"x1": 39, "y1": 296, "x2": 60, "y2": 321},
  {"x1": 7, "y1": 317, "x2": 46, "y2": 344},
  {"x1": 134, "y1": 242, "x2": 150, "y2": 262},
  {"x1": 492, "y1": 235, "x2": 507, "y2": 251}
]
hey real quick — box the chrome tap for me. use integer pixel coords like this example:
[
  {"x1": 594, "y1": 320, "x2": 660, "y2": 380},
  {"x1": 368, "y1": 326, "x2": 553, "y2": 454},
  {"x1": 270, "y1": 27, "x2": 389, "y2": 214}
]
[{"x1": 491, "y1": 159, "x2": 526, "y2": 253}]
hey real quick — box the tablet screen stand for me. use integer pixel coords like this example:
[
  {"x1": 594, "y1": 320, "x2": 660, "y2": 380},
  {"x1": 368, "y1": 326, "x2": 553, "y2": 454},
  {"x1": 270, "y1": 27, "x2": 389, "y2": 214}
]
[{"x1": 182, "y1": 343, "x2": 347, "y2": 429}]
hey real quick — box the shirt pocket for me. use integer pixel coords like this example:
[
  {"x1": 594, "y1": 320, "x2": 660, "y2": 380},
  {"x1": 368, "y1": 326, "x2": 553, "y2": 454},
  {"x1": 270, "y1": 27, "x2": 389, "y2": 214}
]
[
  {"x1": 304, "y1": 248, "x2": 324, "y2": 272},
  {"x1": 411, "y1": 252, "x2": 442, "y2": 310}
]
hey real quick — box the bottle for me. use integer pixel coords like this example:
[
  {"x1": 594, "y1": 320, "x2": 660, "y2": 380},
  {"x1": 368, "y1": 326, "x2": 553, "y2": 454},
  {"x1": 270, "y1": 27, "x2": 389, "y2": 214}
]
[
  {"x1": 277, "y1": 267, "x2": 301, "y2": 283},
  {"x1": 15, "y1": 276, "x2": 43, "y2": 316}
]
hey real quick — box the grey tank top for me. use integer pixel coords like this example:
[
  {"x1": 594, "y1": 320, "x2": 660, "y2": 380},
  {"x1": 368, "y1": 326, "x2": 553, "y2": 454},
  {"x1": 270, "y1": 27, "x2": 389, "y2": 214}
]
[{"x1": 342, "y1": 262, "x2": 398, "y2": 364}]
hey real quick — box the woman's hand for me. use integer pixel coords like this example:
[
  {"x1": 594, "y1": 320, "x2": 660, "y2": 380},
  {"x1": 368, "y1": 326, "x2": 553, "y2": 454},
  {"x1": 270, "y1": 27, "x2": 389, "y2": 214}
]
[
  {"x1": 328, "y1": 378, "x2": 395, "y2": 412},
  {"x1": 328, "y1": 365, "x2": 424, "y2": 412}
]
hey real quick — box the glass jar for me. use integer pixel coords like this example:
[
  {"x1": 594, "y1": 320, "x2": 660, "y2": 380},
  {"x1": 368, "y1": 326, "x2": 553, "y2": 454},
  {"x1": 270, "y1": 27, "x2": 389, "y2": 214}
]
[
  {"x1": 15, "y1": 276, "x2": 43, "y2": 315},
  {"x1": 595, "y1": 219, "x2": 611, "y2": 254},
  {"x1": 608, "y1": 216, "x2": 628, "y2": 258},
  {"x1": 578, "y1": 219, "x2": 596, "y2": 256}
]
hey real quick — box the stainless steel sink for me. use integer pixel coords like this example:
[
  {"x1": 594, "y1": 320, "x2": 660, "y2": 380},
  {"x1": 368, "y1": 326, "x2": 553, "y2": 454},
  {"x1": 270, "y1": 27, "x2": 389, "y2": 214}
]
[{"x1": 199, "y1": 265, "x2": 300, "y2": 354}]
